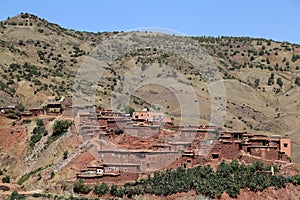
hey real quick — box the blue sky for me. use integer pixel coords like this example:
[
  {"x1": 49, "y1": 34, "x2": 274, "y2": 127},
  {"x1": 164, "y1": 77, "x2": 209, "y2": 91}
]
[{"x1": 1, "y1": 0, "x2": 300, "y2": 44}]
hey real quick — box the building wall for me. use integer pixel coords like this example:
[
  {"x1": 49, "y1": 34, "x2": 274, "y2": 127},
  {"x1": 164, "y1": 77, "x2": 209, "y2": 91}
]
[
  {"x1": 124, "y1": 126, "x2": 160, "y2": 138},
  {"x1": 280, "y1": 138, "x2": 291, "y2": 158},
  {"x1": 99, "y1": 151, "x2": 180, "y2": 172},
  {"x1": 210, "y1": 141, "x2": 240, "y2": 159},
  {"x1": 249, "y1": 147, "x2": 278, "y2": 160}
]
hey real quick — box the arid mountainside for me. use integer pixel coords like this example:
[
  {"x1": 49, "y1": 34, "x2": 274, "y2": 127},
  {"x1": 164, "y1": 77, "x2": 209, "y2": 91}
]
[
  {"x1": 1, "y1": 13, "x2": 300, "y2": 161},
  {"x1": 1, "y1": 13, "x2": 300, "y2": 200}
]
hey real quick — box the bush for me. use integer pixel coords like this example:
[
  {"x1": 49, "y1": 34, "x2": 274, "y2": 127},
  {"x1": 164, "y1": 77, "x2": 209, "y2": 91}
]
[
  {"x1": 295, "y1": 77, "x2": 300, "y2": 86},
  {"x1": 21, "y1": 119, "x2": 31, "y2": 125},
  {"x1": 63, "y1": 151, "x2": 68, "y2": 160},
  {"x1": 277, "y1": 78, "x2": 283, "y2": 87},
  {"x1": 10, "y1": 190, "x2": 26, "y2": 200},
  {"x1": 93, "y1": 182, "x2": 109, "y2": 196},
  {"x1": 124, "y1": 106, "x2": 135, "y2": 117},
  {"x1": 2, "y1": 176, "x2": 10, "y2": 183},
  {"x1": 29, "y1": 120, "x2": 46, "y2": 148},
  {"x1": 73, "y1": 179, "x2": 91, "y2": 194},
  {"x1": 52, "y1": 120, "x2": 72, "y2": 137}
]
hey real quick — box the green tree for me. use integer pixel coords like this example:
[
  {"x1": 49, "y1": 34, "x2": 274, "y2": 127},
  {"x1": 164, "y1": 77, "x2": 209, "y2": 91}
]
[
  {"x1": 63, "y1": 150, "x2": 68, "y2": 160},
  {"x1": 124, "y1": 106, "x2": 135, "y2": 117},
  {"x1": 110, "y1": 184, "x2": 118, "y2": 196},
  {"x1": 73, "y1": 179, "x2": 91, "y2": 194},
  {"x1": 93, "y1": 182, "x2": 109, "y2": 196},
  {"x1": 2, "y1": 176, "x2": 10, "y2": 183},
  {"x1": 277, "y1": 77, "x2": 283, "y2": 87},
  {"x1": 295, "y1": 77, "x2": 300, "y2": 86},
  {"x1": 254, "y1": 78, "x2": 260, "y2": 88},
  {"x1": 52, "y1": 120, "x2": 71, "y2": 137},
  {"x1": 268, "y1": 73, "x2": 275, "y2": 85},
  {"x1": 10, "y1": 190, "x2": 26, "y2": 200},
  {"x1": 19, "y1": 103, "x2": 25, "y2": 112}
]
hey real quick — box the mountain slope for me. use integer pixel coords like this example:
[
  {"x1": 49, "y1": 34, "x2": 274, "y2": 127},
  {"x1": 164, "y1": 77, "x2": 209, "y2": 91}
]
[{"x1": 0, "y1": 13, "x2": 300, "y2": 162}]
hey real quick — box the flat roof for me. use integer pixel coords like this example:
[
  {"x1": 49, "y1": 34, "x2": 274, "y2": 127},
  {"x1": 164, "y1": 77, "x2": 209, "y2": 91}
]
[
  {"x1": 98, "y1": 149, "x2": 179, "y2": 154},
  {"x1": 103, "y1": 163, "x2": 140, "y2": 167},
  {"x1": 248, "y1": 146, "x2": 278, "y2": 148}
]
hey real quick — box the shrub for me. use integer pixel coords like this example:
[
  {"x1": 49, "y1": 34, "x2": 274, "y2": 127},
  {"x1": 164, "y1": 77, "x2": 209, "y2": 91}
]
[
  {"x1": 52, "y1": 120, "x2": 72, "y2": 137},
  {"x1": 2, "y1": 176, "x2": 10, "y2": 183},
  {"x1": 73, "y1": 179, "x2": 91, "y2": 194},
  {"x1": 277, "y1": 78, "x2": 283, "y2": 87},
  {"x1": 295, "y1": 77, "x2": 300, "y2": 86},
  {"x1": 63, "y1": 151, "x2": 68, "y2": 160},
  {"x1": 94, "y1": 182, "x2": 109, "y2": 196},
  {"x1": 10, "y1": 191, "x2": 26, "y2": 200}
]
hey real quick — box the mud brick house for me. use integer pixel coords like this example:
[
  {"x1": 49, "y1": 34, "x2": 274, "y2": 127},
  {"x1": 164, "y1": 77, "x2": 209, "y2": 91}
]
[
  {"x1": 132, "y1": 108, "x2": 164, "y2": 124},
  {"x1": 123, "y1": 125, "x2": 161, "y2": 138},
  {"x1": 45, "y1": 96, "x2": 62, "y2": 113},
  {"x1": 210, "y1": 131, "x2": 291, "y2": 161},
  {"x1": 75, "y1": 107, "x2": 292, "y2": 182},
  {"x1": 61, "y1": 97, "x2": 73, "y2": 117},
  {"x1": 97, "y1": 149, "x2": 181, "y2": 173},
  {"x1": 29, "y1": 108, "x2": 45, "y2": 116},
  {"x1": 76, "y1": 164, "x2": 120, "y2": 179}
]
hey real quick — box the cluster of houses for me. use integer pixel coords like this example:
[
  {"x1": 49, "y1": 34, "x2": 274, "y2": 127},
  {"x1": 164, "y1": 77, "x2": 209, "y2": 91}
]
[
  {"x1": 4, "y1": 96, "x2": 291, "y2": 182},
  {"x1": 74, "y1": 106, "x2": 292, "y2": 182}
]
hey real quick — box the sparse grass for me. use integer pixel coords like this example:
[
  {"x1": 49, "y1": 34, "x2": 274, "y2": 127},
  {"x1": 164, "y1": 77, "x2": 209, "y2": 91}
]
[{"x1": 17, "y1": 164, "x2": 51, "y2": 185}]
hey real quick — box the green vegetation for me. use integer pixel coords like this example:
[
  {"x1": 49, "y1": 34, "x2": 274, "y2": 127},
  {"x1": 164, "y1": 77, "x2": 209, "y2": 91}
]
[
  {"x1": 45, "y1": 120, "x2": 72, "y2": 146},
  {"x1": 268, "y1": 73, "x2": 275, "y2": 85},
  {"x1": 52, "y1": 120, "x2": 72, "y2": 136},
  {"x1": 277, "y1": 77, "x2": 283, "y2": 87},
  {"x1": 88, "y1": 160, "x2": 300, "y2": 199},
  {"x1": 10, "y1": 191, "x2": 26, "y2": 200},
  {"x1": 30, "y1": 119, "x2": 47, "y2": 148},
  {"x1": 124, "y1": 106, "x2": 135, "y2": 117},
  {"x1": 93, "y1": 182, "x2": 109, "y2": 196},
  {"x1": 21, "y1": 119, "x2": 31, "y2": 125},
  {"x1": 73, "y1": 179, "x2": 91, "y2": 194},
  {"x1": 254, "y1": 78, "x2": 260, "y2": 88},
  {"x1": 17, "y1": 165, "x2": 50, "y2": 185},
  {"x1": 2, "y1": 175, "x2": 10, "y2": 183},
  {"x1": 295, "y1": 76, "x2": 300, "y2": 86},
  {"x1": 63, "y1": 150, "x2": 68, "y2": 160}
]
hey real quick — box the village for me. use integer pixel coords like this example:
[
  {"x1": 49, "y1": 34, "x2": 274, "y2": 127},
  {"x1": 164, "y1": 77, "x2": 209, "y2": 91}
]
[{"x1": 0, "y1": 96, "x2": 292, "y2": 184}]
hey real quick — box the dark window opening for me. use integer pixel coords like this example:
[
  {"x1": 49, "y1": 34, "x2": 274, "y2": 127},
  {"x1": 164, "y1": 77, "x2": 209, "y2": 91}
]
[
  {"x1": 212, "y1": 153, "x2": 219, "y2": 159},
  {"x1": 233, "y1": 134, "x2": 240, "y2": 139},
  {"x1": 263, "y1": 141, "x2": 270, "y2": 146},
  {"x1": 239, "y1": 144, "x2": 242, "y2": 150},
  {"x1": 284, "y1": 143, "x2": 288, "y2": 148}
]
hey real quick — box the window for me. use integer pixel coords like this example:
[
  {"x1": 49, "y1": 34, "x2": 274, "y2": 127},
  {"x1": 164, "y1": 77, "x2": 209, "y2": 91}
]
[
  {"x1": 212, "y1": 153, "x2": 219, "y2": 159},
  {"x1": 284, "y1": 143, "x2": 288, "y2": 148},
  {"x1": 123, "y1": 168, "x2": 127, "y2": 172}
]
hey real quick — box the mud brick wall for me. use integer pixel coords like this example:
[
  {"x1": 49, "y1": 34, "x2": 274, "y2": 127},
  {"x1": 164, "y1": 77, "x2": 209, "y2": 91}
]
[
  {"x1": 249, "y1": 147, "x2": 278, "y2": 160},
  {"x1": 210, "y1": 141, "x2": 240, "y2": 159}
]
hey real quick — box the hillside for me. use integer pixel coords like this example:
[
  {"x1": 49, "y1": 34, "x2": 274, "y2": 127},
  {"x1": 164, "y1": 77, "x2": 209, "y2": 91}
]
[
  {"x1": 1, "y1": 13, "x2": 300, "y2": 160},
  {"x1": 0, "y1": 13, "x2": 300, "y2": 199}
]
